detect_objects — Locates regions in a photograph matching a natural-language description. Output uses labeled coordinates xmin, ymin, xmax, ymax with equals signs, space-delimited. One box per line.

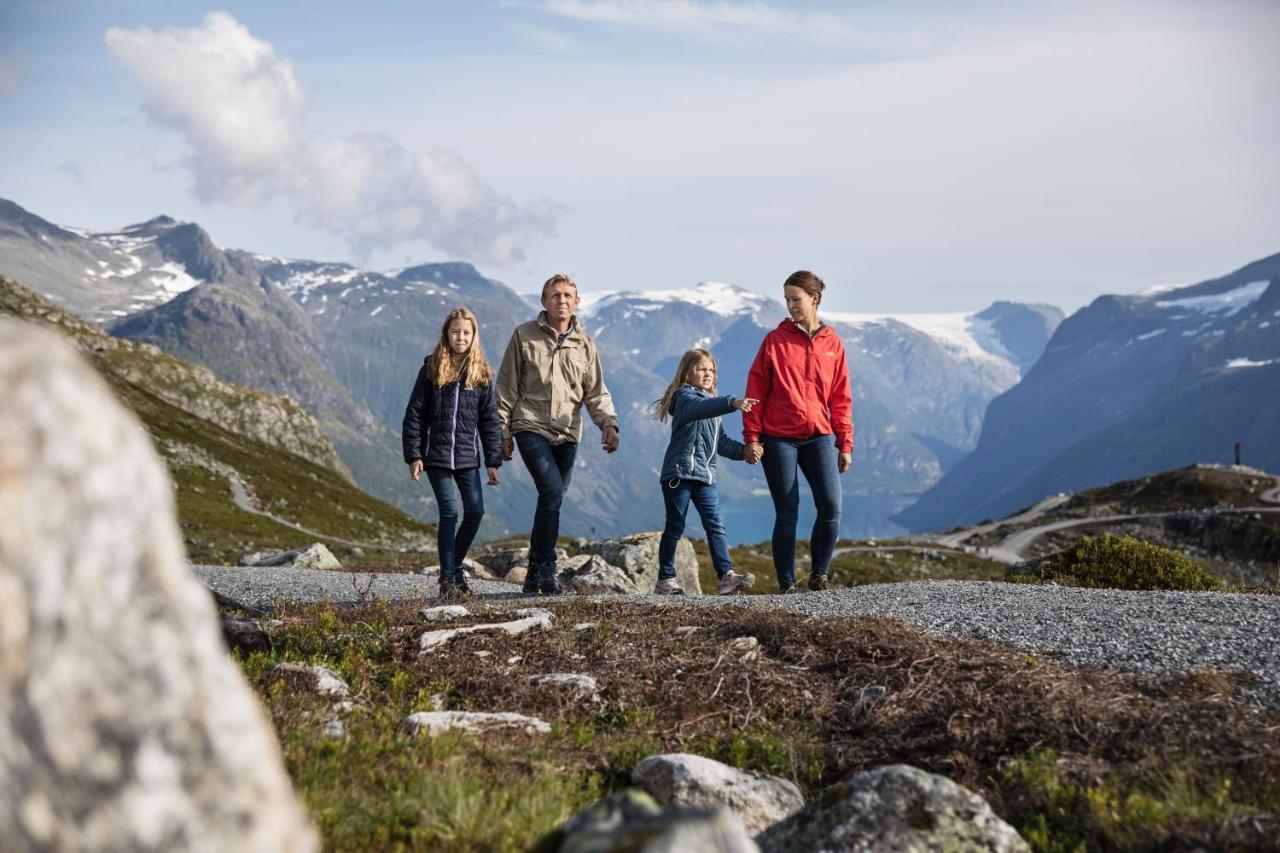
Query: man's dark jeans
xmin=659 ymin=478 xmax=733 ymax=581
xmin=426 ymin=465 xmax=484 ymax=580
xmin=761 ymin=433 xmax=842 ymax=589
xmin=515 ymin=432 xmax=578 ymax=568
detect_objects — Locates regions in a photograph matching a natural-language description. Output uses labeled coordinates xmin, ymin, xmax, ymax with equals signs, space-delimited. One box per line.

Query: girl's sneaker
xmin=806 ymin=572 xmax=829 ymax=592
xmin=717 ymin=570 xmax=755 ymax=595
xmin=653 ymin=578 xmax=685 ymax=595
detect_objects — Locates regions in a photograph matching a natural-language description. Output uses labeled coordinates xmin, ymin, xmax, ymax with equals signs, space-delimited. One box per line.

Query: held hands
xmin=732 ymin=396 xmax=760 ymax=413
xmin=743 ymin=441 xmax=764 ymax=465
xmin=602 ymin=425 xmax=620 ymax=454
xmin=408 ymin=460 xmax=424 ymax=481
xmin=487 ymin=467 xmax=501 ymax=486
xmin=838 ymin=451 xmax=852 ymax=474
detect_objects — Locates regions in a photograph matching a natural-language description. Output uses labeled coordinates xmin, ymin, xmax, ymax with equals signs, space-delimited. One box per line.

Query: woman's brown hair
xmin=784 ymin=270 xmax=825 ymax=305
xmin=429 ymin=307 xmax=494 ymax=389
xmin=649 ymin=349 xmax=717 ymax=423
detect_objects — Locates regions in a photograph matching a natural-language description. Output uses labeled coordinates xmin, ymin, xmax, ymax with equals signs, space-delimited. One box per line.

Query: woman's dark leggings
xmin=760 ymin=433 xmax=842 ymax=589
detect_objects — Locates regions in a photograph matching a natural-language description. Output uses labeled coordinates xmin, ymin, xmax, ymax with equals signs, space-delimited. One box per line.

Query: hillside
xmin=0 ymin=275 xmax=434 ymax=563
xmin=899 ymin=252 xmax=1280 ymax=531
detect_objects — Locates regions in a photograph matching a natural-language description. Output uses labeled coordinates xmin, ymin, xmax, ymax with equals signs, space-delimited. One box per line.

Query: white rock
xmin=578 ymin=532 xmax=703 ymax=595
xmin=400 ymin=711 xmax=551 ymax=737
xmin=558 ymin=554 xmax=639 ymax=594
xmin=529 ymin=673 xmax=600 ymax=701
xmin=0 ymin=320 xmax=317 ymax=851
xmin=572 ymin=622 xmax=597 ymax=632
xmin=418 ymin=609 xmax=553 ymax=652
xmin=272 ymin=663 xmax=351 ymax=699
xmin=633 ymin=753 xmax=804 ymax=836
xmin=728 ymin=637 xmax=760 ymax=660
xmin=419 ymin=605 xmax=471 ymax=623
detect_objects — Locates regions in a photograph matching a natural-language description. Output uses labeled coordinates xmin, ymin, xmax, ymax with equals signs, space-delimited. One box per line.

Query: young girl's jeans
xmin=427 ymin=466 xmax=484 ymax=579
xmin=659 ymin=478 xmax=733 ymax=580
xmin=761 ymin=433 xmax=842 ymax=588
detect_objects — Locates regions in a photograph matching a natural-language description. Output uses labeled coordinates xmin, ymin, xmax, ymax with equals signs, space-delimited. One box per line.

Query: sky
xmin=1 ymin=0 xmax=1277 ymax=313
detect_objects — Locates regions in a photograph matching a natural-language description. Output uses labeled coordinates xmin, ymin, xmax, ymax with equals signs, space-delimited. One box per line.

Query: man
xmin=496 ymin=273 xmax=620 ymax=595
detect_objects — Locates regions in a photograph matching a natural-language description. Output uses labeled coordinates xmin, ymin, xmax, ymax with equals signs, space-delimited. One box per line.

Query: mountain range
xmin=1 ymin=197 xmax=1062 ymax=540
xmin=898 ymin=252 xmax=1280 ymax=531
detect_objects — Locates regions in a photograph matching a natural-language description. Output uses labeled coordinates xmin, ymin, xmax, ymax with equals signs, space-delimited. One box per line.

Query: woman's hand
xmin=838 ymin=452 xmax=852 ymax=474
xmin=732 ymin=396 xmax=759 ymax=413
xmin=743 ymin=441 xmax=764 ymax=465
xmin=487 ymin=467 xmax=501 ymax=486
xmin=408 ymin=460 xmax=424 ymax=481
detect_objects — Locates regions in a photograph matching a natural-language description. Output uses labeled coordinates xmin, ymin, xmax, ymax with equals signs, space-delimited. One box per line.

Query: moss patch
xmin=1012 ymin=535 xmax=1223 ymax=592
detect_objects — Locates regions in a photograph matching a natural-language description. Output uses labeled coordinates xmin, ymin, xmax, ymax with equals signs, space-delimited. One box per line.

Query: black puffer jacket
xmin=402 ymin=355 xmax=504 ymax=471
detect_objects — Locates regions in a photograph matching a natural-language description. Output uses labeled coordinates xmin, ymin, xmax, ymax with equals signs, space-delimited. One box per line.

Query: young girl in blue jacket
xmin=402 ymin=307 xmax=503 ymax=600
xmin=650 ymin=348 xmax=759 ymax=595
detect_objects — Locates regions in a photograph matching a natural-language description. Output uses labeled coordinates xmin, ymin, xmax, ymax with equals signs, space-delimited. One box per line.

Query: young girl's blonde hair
xmin=650 ymin=348 xmax=716 ymax=422
xmin=430 ymin=307 xmax=494 ymax=388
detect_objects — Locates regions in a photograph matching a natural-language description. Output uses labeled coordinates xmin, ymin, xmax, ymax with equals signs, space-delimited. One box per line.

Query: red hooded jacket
xmin=742 ymin=320 xmax=854 ymax=453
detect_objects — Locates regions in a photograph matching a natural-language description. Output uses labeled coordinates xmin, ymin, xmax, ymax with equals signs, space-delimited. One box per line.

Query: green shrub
xmin=1012 ymin=536 xmax=1222 ymax=591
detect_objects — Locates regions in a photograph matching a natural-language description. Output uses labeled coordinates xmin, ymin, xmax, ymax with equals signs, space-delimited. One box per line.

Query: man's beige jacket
xmin=496 ymin=312 xmax=618 ymax=445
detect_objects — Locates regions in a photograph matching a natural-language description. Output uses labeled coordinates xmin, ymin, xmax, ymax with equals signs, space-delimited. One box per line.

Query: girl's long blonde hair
xmin=650 ymin=349 xmax=716 ymax=423
xmin=430 ymin=307 xmax=494 ymax=388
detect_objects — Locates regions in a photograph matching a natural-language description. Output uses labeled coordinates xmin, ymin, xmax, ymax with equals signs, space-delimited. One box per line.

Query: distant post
xmin=1234 ymin=440 xmax=1242 ymax=467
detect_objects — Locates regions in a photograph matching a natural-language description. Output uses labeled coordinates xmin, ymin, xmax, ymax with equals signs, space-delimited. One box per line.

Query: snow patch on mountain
xmin=1155 ymin=280 xmax=1269 ymax=316
xmin=826 ymin=310 xmax=1014 ymax=367
xmin=578 ymin=281 xmax=772 ymax=319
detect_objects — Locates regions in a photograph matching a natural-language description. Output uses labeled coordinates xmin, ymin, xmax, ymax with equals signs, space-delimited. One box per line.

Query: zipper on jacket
xmin=450 ymin=383 xmax=460 ymax=469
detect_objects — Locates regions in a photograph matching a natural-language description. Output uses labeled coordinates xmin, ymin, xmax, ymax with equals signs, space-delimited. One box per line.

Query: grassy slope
xmin=241 ymin=599 xmax=1280 ymax=852
xmin=1 ymin=276 xmax=435 ymax=564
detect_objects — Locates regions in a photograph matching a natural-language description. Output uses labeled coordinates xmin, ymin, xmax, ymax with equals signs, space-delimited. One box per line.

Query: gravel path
xmin=196 ymin=565 xmax=1280 ymax=706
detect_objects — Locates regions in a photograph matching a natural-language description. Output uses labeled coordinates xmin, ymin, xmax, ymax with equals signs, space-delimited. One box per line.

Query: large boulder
xmin=558 ymin=554 xmax=640 ymax=594
xmin=472 ymin=546 xmax=568 ymax=578
xmin=757 ymin=764 xmax=1027 ymax=852
xmin=0 ymin=320 xmax=317 ymax=850
xmin=632 ymin=753 xmax=803 ymax=836
xmin=538 ymin=789 xmax=759 ymax=853
xmin=577 ymin=533 xmax=702 ymax=595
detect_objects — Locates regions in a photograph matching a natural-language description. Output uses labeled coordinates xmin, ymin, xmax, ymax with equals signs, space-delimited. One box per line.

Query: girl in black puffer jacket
xmin=402 ymin=307 xmax=504 ymax=599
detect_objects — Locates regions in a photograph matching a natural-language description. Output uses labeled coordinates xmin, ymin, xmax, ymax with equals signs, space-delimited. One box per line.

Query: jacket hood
xmin=775 ymin=318 xmax=835 ymax=339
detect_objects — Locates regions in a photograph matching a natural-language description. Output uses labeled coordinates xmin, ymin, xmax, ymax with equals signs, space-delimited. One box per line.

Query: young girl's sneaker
xmin=653 ymin=578 xmax=685 ymax=595
xmin=717 ymin=570 xmax=755 ymax=595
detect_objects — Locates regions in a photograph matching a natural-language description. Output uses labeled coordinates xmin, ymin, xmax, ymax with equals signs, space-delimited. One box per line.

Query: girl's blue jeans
xmin=659 ymin=478 xmax=733 ymax=580
xmin=426 ymin=465 xmax=484 ymax=580
xmin=761 ymin=433 xmax=842 ymax=588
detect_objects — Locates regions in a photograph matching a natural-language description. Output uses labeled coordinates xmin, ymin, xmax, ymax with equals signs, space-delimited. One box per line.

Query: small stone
xmin=220 ymin=613 xmax=271 ymax=655
xmin=572 ymin=622 xmax=597 ymax=632
xmin=272 ymin=663 xmax=351 ymax=699
xmin=419 ymin=609 xmax=553 ymax=652
xmin=507 ymin=656 xmax=523 ymax=664
xmin=419 ymin=605 xmax=471 ymax=622
xmin=675 ymin=626 xmax=701 ymax=637
xmin=505 ymin=565 xmax=528 ymax=585
xmin=728 ymin=637 xmax=760 ymax=660
xmin=474 ymin=650 xmax=491 ymax=658
xmin=400 ymin=711 xmax=551 ymax=737
xmin=633 ymin=753 xmax=804 ymax=836
xmin=529 ymin=673 xmax=600 ymax=701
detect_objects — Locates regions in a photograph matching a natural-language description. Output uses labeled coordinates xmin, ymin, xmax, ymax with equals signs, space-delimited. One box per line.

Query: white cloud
xmin=528 ymin=0 xmax=854 ymax=42
xmin=0 ymin=48 xmax=29 ymax=96
xmin=104 ymin=12 xmax=561 ymax=264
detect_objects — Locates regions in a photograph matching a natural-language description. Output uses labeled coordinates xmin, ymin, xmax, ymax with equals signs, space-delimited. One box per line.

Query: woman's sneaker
xmin=807 ymin=572 xmax=830 ymax=592
xmin=717 ymin=570 xmax=755 ymax=595
xmin=653 ymin=578 xmax=685 ymax=595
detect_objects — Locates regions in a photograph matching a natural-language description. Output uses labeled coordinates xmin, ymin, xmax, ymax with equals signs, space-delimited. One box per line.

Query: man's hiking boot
xmin=537 ymin=564 xmax=563 ymax=596
xmin=438 ymin=579 xmax=465 ymax=602
xmin=717 ymin=570 xmax=755 ymax=596
xmin=455 ymin=574 xmax=474 ymax=598
xmin=653 ymin=577 xmax=685 ymax=595
xmin=807 ymin=572 xmax=830 ymax=592
xmin=521 ymin=566 xmax=539 ymax=596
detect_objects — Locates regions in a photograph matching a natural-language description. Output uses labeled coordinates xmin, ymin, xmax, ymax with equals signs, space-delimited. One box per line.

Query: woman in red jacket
xmin=742 ymin=270 xmax=853 ymax=593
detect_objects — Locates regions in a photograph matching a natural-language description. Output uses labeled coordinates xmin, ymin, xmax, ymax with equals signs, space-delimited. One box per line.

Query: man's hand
xmin=743 ymin=441 xmax=764 ymax=465
xmin=501 ymin=437 xmax=514 ymax=461
xmin=838 ymin=451 xmax=853 ymax=474
xmin=487 ymin=467 xmax=501 ymax=486
xmin=408 ymin=460 xmax=424 ymax=481
xmin=602 ymin=425 xmax=620 ymax=454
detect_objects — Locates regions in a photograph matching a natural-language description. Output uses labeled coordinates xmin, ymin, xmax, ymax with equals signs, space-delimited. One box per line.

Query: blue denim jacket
xmin=658 ymin=385 xmax=746 ymax=485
